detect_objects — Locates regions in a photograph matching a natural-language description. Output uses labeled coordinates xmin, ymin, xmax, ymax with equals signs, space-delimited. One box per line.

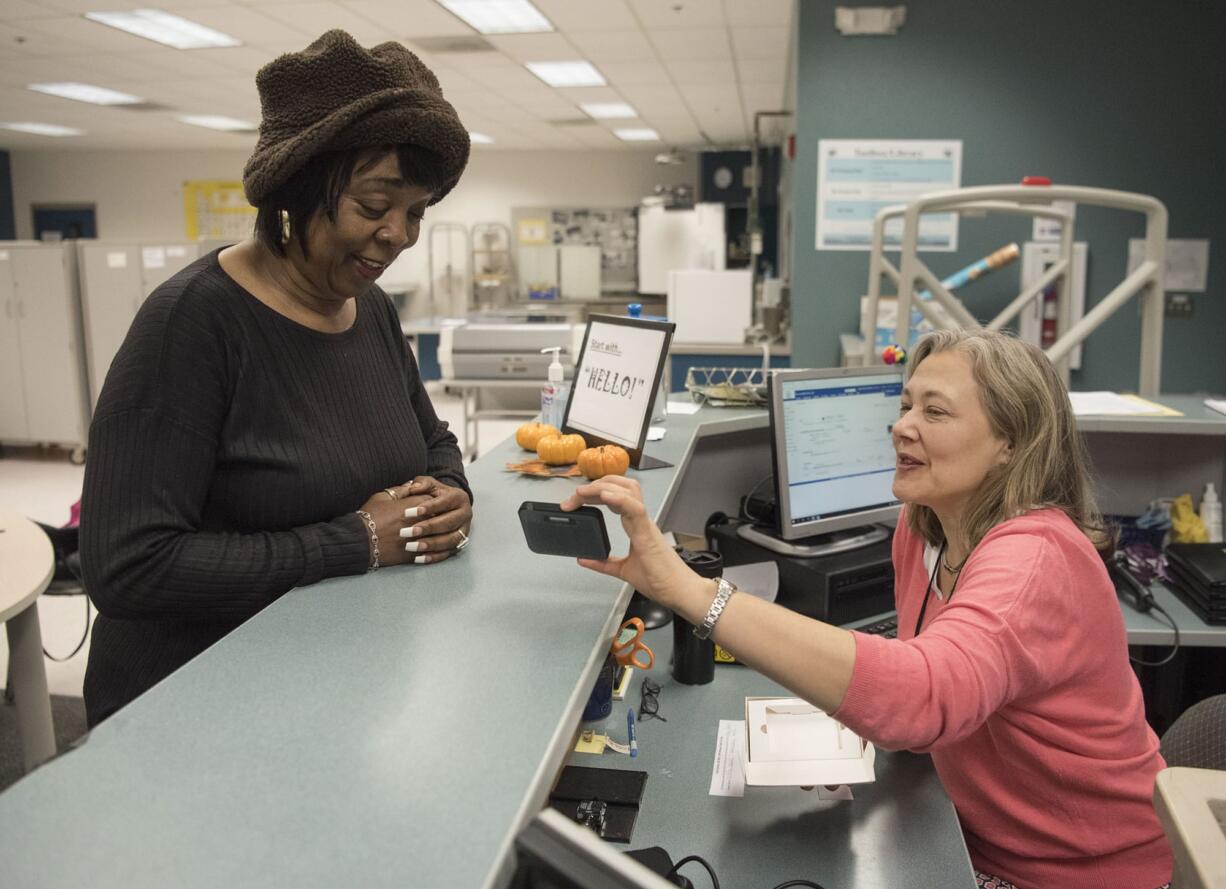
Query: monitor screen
xmin=770 ymin=366 xmax=904 ymax=541
xmin=512 ymin=808 xmax=676 ymax=889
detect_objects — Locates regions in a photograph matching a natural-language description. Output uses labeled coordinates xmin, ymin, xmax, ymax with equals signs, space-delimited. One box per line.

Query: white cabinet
xmin=0 ymin=243 xmax=90 ymax=454
xmin=76 ymin=241 xmax=201 ymax=409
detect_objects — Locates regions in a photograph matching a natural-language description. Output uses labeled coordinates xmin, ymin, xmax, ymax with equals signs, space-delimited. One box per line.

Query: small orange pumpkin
xmin=516 ymin=422 xmax=559 ymax=451
xmin=577 ymin=445 xmax=630 ymax=480
xmin=536 ymin=433 xmax=587 ymax=465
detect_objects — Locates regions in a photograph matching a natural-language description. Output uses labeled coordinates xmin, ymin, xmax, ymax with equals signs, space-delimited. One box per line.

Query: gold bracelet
xmin=355 ymin=509 xmax=379 ymax=571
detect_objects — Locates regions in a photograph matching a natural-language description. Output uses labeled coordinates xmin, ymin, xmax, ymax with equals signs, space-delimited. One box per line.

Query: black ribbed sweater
xmin=80 ymin=249 xmax=469 ymax=726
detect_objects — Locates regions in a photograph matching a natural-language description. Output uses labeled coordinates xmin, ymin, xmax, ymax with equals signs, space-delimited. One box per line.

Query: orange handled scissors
xmin=611 ymin=617 xmax=654 ymax=670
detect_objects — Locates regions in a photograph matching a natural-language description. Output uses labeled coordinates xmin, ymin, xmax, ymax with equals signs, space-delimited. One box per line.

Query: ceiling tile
xmin=740 ymin=83 xmax=786 ymax=114
xmin=554 ymin=85 xmax=623 ymax=104
xmin=647 ymin=28 xmax=730 ymax=61
xmin=531 ymin=0 xmax=636 ymax=32
xmin=189 ymin=45 xmax=281 ymax=76
xmin=255 ymin=3 xmax=389 ymax=44
xmin=615 ymin=82 xmax=687 ymax=110
xmin=677 ymin=83 xmax=739 ymax=116
xmin=665 ymin=58 xmax=736 ymax=86
xmin=569 ymin=125 xmax=623 ymax=147
xmin=464 ymin=61 xmax=543 ymax=91
xmin=127 ymin=49 xmax=248 ymax=80
xmin=736 ymin=56 xmax=787 ymax=84
xmin=171 ymin=6 xmax=314 ymax=44
xmin=14 ymin=15 xmax=156 ymax=54
xmin=566 ymin=29 xmax=655 ymax=63
xmin=627 ymin=0 xmax=724 ymax=30
xmin=730 ymin=26 xmax=789 ymax=60
xmin=598 ymin=60 xmax=670 ymax=87
xmin=484 ymin=32 xmax=578 ymax=62
xmin=0 ymin=0 xmax=60 ymax=21
xmin=428 ymin=64 xmax=485 ymax=92
xmin=725 ymin=0 xmax=793 ymax=27
xmin=339 ymin=0 xmax=475 ymax=39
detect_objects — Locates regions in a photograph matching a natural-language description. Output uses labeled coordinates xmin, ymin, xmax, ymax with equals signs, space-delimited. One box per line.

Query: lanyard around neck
xmin=914 ymin=540 xmax=960 ymax=636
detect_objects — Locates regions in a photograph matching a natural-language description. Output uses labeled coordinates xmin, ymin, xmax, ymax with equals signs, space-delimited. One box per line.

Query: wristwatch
xmin=694 ymin=577 xmax=736 ymax=640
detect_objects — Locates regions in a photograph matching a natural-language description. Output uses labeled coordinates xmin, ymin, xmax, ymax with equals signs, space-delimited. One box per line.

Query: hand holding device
xmin=559 ymin=476 xmax=703 ymax=611
xmin=519 ymin=501 xmax=611 ymax=560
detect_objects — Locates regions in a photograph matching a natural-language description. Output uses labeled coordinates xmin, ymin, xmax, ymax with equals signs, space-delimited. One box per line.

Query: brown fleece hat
xmin=243 ymin=29 xmax=470 ymax=206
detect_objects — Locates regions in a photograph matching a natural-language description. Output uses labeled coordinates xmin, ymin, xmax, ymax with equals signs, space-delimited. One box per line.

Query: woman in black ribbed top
xmin=79 ymin=32 xmax=474 ymax=726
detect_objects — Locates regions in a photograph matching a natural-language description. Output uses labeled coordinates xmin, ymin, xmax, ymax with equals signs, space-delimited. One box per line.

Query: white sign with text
xmin=566 ymin=318 xmax=669 ymax=450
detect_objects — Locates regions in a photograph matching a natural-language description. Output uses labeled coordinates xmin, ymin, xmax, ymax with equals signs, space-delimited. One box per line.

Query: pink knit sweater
xmin=835 ymin=509 xmax=1172 ymax=889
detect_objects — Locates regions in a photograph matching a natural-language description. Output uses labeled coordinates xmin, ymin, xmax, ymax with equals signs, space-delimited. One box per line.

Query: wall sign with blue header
xmin=816 ymin=139 xmax=962 ymax=252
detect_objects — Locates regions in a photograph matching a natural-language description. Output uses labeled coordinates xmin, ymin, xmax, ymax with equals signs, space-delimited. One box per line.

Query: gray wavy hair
xmin=904 ymin=329 xmax=1112 ymax=554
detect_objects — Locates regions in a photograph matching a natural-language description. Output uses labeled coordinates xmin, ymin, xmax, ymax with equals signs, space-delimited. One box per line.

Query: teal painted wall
xmin=789 ymin=0 xmax=1225 ymax=393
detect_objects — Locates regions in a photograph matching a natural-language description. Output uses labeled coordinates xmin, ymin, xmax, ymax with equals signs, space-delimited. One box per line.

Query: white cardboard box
xmin=743 ymin=697 xmax=876 ymax=787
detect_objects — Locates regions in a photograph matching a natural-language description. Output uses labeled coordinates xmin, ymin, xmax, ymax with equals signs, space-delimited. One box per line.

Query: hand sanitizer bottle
xmin=540 ymin=346 xmax=569 ymax=429
xmin=1201 ymin=482 xmax=1223 ymax=543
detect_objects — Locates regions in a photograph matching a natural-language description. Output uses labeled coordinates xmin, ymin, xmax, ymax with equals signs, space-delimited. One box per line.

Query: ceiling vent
xmin=411 ymin=35 xmax=496 ymax=54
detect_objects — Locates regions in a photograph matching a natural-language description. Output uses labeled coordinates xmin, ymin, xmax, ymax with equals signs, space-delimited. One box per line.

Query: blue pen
xmin=627 ymin=708 xmax=638 ymax=758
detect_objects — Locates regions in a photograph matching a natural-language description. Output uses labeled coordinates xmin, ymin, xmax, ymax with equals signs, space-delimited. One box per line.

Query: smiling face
xmin=891 ymin=350 xmax=1012 ymax=530
xmin=293 ymin=152 xmax=433 ymax=302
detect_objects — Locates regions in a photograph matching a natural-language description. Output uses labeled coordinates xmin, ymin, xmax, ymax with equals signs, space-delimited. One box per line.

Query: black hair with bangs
xmin=254 ymin=144 xmax=449 ymax=258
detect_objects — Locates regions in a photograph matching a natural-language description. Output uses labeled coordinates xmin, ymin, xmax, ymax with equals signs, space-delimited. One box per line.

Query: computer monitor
xmin=739 ymin=365 xmax=903 ymax=558
xmin=512 ymin=808 xmax=676 ymax=889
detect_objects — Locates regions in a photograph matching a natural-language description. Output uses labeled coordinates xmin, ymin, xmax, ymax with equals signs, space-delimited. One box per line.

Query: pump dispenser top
xmin=540 ymin=346 xmax=568 ymax=428
xmin=541 ymin=346 xmax=564 ymax=383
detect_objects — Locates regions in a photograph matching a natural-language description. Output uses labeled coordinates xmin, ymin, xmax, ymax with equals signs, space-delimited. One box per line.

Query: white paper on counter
xmin=646 ymin=425 xmax=666 ymax=441
xmin=1204 ymin=399 xmax=1226 ymax=417
xmin=709 ymin=719 xmax=746 ymax=797
xmin=723 ymin=561 xmax=779 ymax=603
xmin=1069 ymin=391 xmax=1173 ymax=416
xmin=666 ymin=401 xmax=702 ymax=416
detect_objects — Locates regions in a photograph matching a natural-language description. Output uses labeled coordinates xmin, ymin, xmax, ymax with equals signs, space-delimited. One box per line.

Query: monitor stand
xmin=736 ymin=523 xmax=890 ymax=559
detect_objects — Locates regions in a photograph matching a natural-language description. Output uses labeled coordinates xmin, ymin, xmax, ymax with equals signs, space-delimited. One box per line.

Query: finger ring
xmin=456 ymin=530 xmax=469 ymax=551
xmin=384 ymin=487 xmax=399 ymax=500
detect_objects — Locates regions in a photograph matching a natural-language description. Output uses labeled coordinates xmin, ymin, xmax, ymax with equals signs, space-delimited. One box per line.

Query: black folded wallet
xmin=548 ymin=765 xmax=648 ymax=843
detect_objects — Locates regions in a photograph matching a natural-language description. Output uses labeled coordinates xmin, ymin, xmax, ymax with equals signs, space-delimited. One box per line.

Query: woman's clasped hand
xmin=362 ymin=475 xmax=472 ymax=566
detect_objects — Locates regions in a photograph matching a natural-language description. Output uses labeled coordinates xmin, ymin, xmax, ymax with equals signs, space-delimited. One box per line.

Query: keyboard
xmin=860 ymin=616 xmax=898 ymax=638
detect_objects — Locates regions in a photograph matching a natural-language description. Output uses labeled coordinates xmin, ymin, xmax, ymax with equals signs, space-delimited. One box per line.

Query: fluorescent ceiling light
xmin=581 ymin=102 xmax=637 ymax=119
xmin=0 ymin=122 xmax=85 ymax=136
xmin=615 ymin=128 xmax=660 ymax=142
xmin=85 ymin=9 xmax=241 ymax=49
xmin=178 ymin=115 xmax=256 ymax=132
xmin=29 ymin=82 xmax=143 ymax=105
xmin=439 ymin=0 xmax=553 ymax=34
xmin=469 ymin=131 xmax=495 ymax=144
xmin=525 ymin=61 xmax=605 ymax=88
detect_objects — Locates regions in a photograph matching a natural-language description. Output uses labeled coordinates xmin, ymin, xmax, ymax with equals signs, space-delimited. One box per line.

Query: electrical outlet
xmin=1165 ymin=294 xmax=1193 ymax=318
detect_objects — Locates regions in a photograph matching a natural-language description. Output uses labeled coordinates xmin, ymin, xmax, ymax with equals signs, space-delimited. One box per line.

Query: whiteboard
xmin=667 ymin=269 xmax=753 ymax=344
xmin=637 ymin=203 xmax=726 ymax=295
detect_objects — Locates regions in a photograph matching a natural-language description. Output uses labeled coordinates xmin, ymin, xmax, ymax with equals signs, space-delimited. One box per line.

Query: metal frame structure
xmin=861 ymin=185 xmax=1168 ymax=396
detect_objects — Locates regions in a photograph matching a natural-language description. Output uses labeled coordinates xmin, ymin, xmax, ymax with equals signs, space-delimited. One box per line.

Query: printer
xmin=439 ymin=322 xmax=584 ymax=381
xmin=709 ymin=519 xmax=895 ymax=626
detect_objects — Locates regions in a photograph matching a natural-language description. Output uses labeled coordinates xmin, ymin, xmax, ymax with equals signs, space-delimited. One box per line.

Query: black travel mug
xmin=672 ymin=549 xmax=723 ymax=685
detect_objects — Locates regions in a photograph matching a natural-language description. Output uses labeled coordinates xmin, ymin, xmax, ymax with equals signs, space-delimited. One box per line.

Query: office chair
xmin=1160 ymin=695 xmax=1226 ymax=771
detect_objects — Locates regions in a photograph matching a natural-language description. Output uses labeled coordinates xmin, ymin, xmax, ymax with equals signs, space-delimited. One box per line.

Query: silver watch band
xmin=694 ymin=577 xmax=736 ymax=640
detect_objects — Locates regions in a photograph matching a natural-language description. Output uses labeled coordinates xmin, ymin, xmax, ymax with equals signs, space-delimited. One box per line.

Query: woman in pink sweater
xmin=562 ymin=329 xmax=1172 ymax=889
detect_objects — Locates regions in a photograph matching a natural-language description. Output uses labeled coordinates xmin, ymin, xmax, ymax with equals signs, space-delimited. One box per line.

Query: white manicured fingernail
xmin=404 ymin=541 xmax=425 ymax=553
xmin=404 ymin=506 xmax=422 ymax=518
xmin=399 ymin=526 xmax=423 ymax=538
xmin=413 ymin=555 xmax=429 ymax=565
